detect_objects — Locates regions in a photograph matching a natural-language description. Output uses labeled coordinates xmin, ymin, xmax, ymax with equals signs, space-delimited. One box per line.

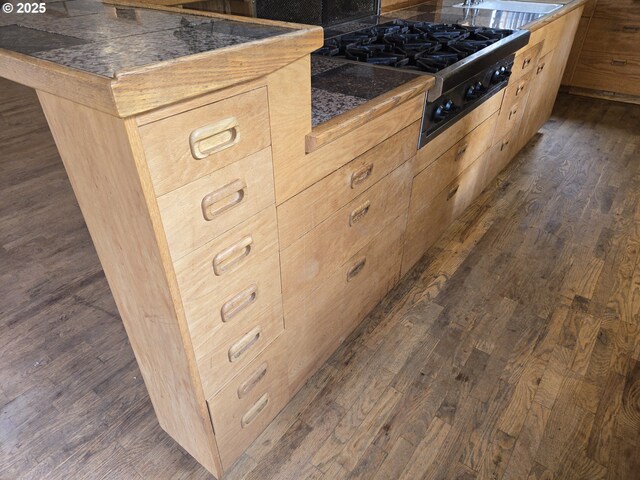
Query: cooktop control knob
xmin=433 ymin=100 xmax=455 ymax=122
xmin=475 ymin=81 xmax=485 ymax=93
xmin=464 ymin=85 xmax=478 ymax=101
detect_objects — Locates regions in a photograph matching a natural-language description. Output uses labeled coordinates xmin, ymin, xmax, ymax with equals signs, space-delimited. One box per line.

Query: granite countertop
xmin=0 ymin=0 xmax=292 ymax=78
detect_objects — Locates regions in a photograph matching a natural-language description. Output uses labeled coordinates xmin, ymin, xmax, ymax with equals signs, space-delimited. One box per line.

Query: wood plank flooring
xmin=2 ymin=78 xmax=640 ymax=479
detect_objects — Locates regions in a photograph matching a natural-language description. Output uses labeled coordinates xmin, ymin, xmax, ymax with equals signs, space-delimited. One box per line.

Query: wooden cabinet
xmin=563 ymin=0 xmax=640 ymax=98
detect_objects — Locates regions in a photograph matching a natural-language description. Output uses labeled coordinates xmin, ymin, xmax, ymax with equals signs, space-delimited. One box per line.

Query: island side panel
xmin=36 ymin=91 xmax=223 ymax=478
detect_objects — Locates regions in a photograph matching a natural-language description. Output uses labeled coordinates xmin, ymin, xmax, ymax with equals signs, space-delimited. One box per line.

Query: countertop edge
xmin=522 ymin=0 xmax=589 ymax=32
xmin=306 ymin=75 xmax=434 ymax=153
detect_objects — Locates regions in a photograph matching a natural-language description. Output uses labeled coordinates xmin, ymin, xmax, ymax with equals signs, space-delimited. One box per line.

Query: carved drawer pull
xmin=447 ymin=185 xmax=460 ymax=201
xmin=349 ymin=201 xmax=371 ymax=226
xmin=622 ymin=25 xmax=640 ymax=32
xmin=455 ymin=144 xmax=468 ymax=161
xmin=241 ymin=393 xmax=269 ymax=428
xmin=508 ymin=107 xmax=518 ymax=120
xmin=501 ymin=139 xmax=511 ymax=152
xmin=237 ymin=362 xmax=268 ymax=399
xmin=201 ymin=179 xmax=247 ymax=221
xmin=350 ymin=163 xmax=374 ymax=189
xmin=347 ymin=257 xmax=367 ymax=281
xmin=611 ymin=59 xmax=628 ymax=67
xmin=536 ymin=63 xmax=546 ymax=74
xmin=228 ymin=326 xmax=262 ymax=363
xmin=522 ymin=57 xmax=532 ymax=69
xmin=213 ymin=235 xmax=253 ymax=276
xmin=221 ymin=284 xmax=258 ymax=323
xmin=515 ymin=84 xmax=526 ymax=96
xmin=189 ymin=117 xmax=240 ymax=160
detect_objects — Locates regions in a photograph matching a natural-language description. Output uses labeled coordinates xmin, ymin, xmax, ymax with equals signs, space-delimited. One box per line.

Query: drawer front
xmin=512 ymin=41 xmax=543 ymax=81
xmin=280 ymin=161 xmax=412 ymax=307
xmin=572 ymin=51 xmax=640 ymax=96
xmin=410 ymin=112 xmax=497 ymax=211
xmin=140 ymin=87 xmax=271 ymax=197
xmin=594 ymin=0 xmax=640 ymax=20
xmin=482 ymin=133 xmax=516 ymax=190
xmin=174 ymin=207 xmax=283 ymax=396
xmin=494 ymin=71 xmax=532 ymax=141
xmin=402 ymin=155 xmax=485 ymax=275
xmin=158 ymin=148 xmax=275 ymax=261
xmin=207 ymin=335 xmax=288 ymax=469
xmin=286 ymin=214 xmax=405 ymax=393
xmin=415 ymin=91 xmax=504 ymax=173
xmin=278 ymin=121 xmax=419 ymax=250
xmin=529 ymin=14 xmax=568 ymax=57
xmin=582 ymin=18 xmax=640 ymax=55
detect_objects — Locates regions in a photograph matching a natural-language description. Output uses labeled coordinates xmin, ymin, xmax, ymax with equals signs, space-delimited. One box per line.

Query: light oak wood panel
xmin=207 ymin=335 xmax=289 ymax=469
xmin=157 ymin=148 xmax=275 ymax=261
xmin=410 ymin=112 xmax=497 ymax=209
xmin=512 ymin=41 xmax=543 ymax=82
xmin=571 ymin=52 xmax=640 ymax=97
xmin=139 ymin=87 xmax=271 ymax=197
xmin=529 ymin=12 xmax=568 ymax=57
xmin=173 ymin=206 xmax=282 ymax=397
xmin=286 ymin=214 xmax=406 ymax=393
xmin=494 ymin=71 xmax=533 ymax=142
xmin=561 ymin=16 xmax=591 ymax=86
xmin=274 ymin=93 xmax=424 ymax=204
xmin=280 ymin=161 xmax=413 ymax=310
xmin=402 ymin=152 xmax=486 ymax=275
xmin=581 ymin=18 xmax=640 ymax=55
xmin=415 ymin=91 xmax=503 ymax=174
xmin=305 ymin=76 xmax=433 ymax=153
xmin=481 ymin=131 xmax=517 ymax=189
xmin=593 ymin=0 xmax=640 ymax=20
xmin=277 ymin=122 xmax=419 ymax=250
xmin=36 ymin=92 xmax=222 ymax=477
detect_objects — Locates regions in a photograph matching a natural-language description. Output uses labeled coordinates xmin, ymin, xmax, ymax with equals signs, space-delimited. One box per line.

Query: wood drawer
xmin=140 ymin=87 xmax=271 ymax=197
xmin=174 ymin=207 xmax=283 ymax=396
xmin=529 ymin=14 xmax=568 ymax=57
xmin=158 ymin=148 xmax=275 ymax=261
xmin=582 ymin=18 xmax=640 ymax=55
xmin=410 ymin=112 xmax=497 ymax=211
xmin=512 ymin=41 xmax=543 ymax=81
xmin=207 ymin=335 xmax=288 ymax=469
xmin=277 ymin=121 xmax=419 ymax=250
xmin=593 ymin=0 xmax=640 ymax=21
xmin=402 ymin=154 xmax=485 ymax=275
xmin=494 ymin=71 xmax=532 ymax=141
xmin=286 ymin=214 xmax=405 ymax=393
xmin=482 ymin=133 xmax=516 ymax=189
xmin=415 ymin=91 xmax=503 ymax=173
xmin=572 ymin=51 xmax=640 ymax=96
xmin=280 ymin=161 xmax=412 ymax=308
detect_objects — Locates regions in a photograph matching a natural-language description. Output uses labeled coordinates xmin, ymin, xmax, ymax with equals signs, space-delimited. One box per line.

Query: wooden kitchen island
xmin=0 ymin=0 xmax=586 ymax=477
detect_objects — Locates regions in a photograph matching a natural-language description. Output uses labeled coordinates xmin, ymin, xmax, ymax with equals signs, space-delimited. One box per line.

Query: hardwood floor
xmin=1 ymin=78 xmax=640 ymax=479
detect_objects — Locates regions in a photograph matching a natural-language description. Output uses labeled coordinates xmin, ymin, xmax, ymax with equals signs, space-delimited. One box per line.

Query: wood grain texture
xmin=34 ymin=90 xmax=222 ymax=476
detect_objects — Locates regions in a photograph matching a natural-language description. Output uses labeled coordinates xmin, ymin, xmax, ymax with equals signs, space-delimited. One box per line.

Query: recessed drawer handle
xmin=349 ymin=201 xmax=371 ymax=226
xmin=622 ymin=25 xmax=640 ymax=32
xmin=536 ymin=63 xmax=546 ymax=74
xmin=237 ymin=362 xmax=268 ymax=399
xmin=241 ymin=393 xmax=269 ymax=428
xmin=611 ymin=59 xmax=628 ymax=66
xmin=447 ymin=185 xmax=459 ymax=201
xmin=189 ymin=117 xmax=240 ymax=160
xmin=201 ymin=179 xmax=247 ymax=221
xmin=221 ymin=284 xmax=258 ymax=323
xmin=508 ymin=107 xmax=518 ymax=120
xmin=522 ymin=57 xmax=532 ymax=69
xmin=455 ymin=144 xmax=468 ymax=161
xmin=228 ymin=326 xmax=262 ymax=363
xmin=501 ymin=139 xmax=511 ymax=152
xmin=350 ymin=163 xmax=374 ymax=189
xmin=213 ymin=235 xmax=253 ymax=276
xmin=347 ymin=257 xmax=367 ymax=281
xmin=516 ymin=84 xmax=526 ymax=96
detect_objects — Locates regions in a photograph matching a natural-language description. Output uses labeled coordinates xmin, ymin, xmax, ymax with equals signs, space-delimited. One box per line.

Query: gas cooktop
xmin=316 ymin=19 xmax=515 ymax=73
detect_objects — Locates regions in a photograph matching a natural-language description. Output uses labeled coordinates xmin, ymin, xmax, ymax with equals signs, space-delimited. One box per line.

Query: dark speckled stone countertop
xmin=0 ymin=0 xmax=292 ymax=78
xmin=311 ymin=56 xmax=424 ymax=126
